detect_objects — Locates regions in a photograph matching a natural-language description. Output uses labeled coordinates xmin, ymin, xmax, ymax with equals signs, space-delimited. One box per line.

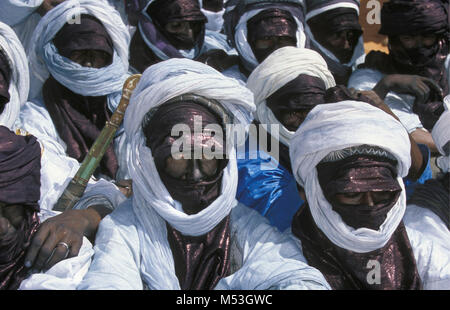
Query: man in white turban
xmin=0 ymin=21 xmax=124 ymax=289
xmin=78 ymin=58 xmax=331 ymax=290
xmin=289 ymin=100 xmax=450 ymax=289
xmin=222 ymin=0 xmax=307 ymax=83
xmin=237 ymin=46 xmax=432 ymax=232
xmin=0 ymin=0 xmax=129 ymax=53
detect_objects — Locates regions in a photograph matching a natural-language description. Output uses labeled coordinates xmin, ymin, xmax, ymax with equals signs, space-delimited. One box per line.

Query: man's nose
xmin=187 ymin=159 xmax=203 ymax=182
xmin=363 ymin=192 xmax=375 ymax=207
xmin=179 ymin=23 xmax=194 ymax=40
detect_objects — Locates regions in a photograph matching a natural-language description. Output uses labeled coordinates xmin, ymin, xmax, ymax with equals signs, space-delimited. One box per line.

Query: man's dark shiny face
xmin=69 ymin=50 xmax=112 ymax=68
xmin=318 ymin=29 xmax=359 ymax=63
xmin=278 ymin=108 xmax=311 ymax=132
xmin=164 ymin=20 xmax=204 ymax=50
xmin=332 ymin=191 xmax=397 ymax=207
xmin=251 ymin=35 xmax=297 ymax=63
xmin=397 ymin=33 xmax=437 ymax=50
xmin=165 ymin=152 xmax=220 ymax=183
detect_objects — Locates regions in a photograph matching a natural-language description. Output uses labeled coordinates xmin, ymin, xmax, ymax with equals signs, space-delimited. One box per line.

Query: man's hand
xmin=349 ymin=88 xmax=401 ymax=121
xmin=373 ymin=74 xmax=443 ymax=107
xmin=115 ymin=179 xmax=133 ymax=198
xmin=24 ymin=205 xmax=110 ymax=271
xmin=0 ymin=206 xmax=17 ymax=239
xmin=37 ymin=0 xmax=66 ymax=16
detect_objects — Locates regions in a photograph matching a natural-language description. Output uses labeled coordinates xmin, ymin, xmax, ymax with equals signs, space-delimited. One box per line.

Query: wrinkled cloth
xmin=236 ymin=149 xmax=304 ymax=232
xmin=117 ymin=58 xmax=255 ymax=289
xmin=28 ymin=0 xmax=130 ymax=100
xmin=78 ymin=202 xmax=331 ymax=290
xmin=432 ymin=98 xmax=450 ymax=172
xmin=305 ymin=1 xmax=365 ymax=85
xmin=292 ymin=204 xmax=422 ymax=289
xmin=402 ymin=204 xmax=450 ymax=289
xmin=0 ymin=127 xmax=41 ymax=206
xmin=0 ymin=126 xmax=41 ymax=290
xmin=247 ymin=46 xmax=335 ymax=147
xmin=0 ymin=22 xmax=29 ymax=129
xmin=408 ymin=178 xmax=449 ymax=230
xmin=42 ymin=77 xmax=118 ymax=179
xmin=290 ymin=101 xmax=411 ymax=253
xmin=223 ymin=0 xmax=307 ymax=74
xmin=167 ymin=216 xmax=231 ymax=289
xmin=379 ymin=0 xmax=448 ymax=37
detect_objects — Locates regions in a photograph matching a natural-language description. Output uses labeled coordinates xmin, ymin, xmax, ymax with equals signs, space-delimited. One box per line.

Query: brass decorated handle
xmin=110 ymin=74 xmax=142 ymax=127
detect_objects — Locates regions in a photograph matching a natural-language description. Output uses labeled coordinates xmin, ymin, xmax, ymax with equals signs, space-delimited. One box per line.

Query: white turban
xmin=233 ymin=3 xmax=307 ymax=72
xmin=0 ymin=22 xmax=29 ymax=129
xmin=432 ymin=95 xmax=450 ymax=172
xmin=123 ymin=58 xmax=255 ymax=289
xmin=290 ymin=101 xmax=411 ymax=253
xmin=28 ymin=0 xmax=130 ymax=101
xmin=246 ymin=46 xmax=336 ymax=146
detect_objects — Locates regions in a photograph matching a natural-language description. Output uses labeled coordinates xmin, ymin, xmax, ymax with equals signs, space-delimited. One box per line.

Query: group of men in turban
xmin=0 ymin=0 xmax=449 ymax=290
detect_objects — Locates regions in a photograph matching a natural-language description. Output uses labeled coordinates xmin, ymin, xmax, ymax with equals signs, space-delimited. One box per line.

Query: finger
xmin=43 ymin=241 xmax=70 ymax=270
xmin=348 ymin=87 xmax=358 ymax=96
xmin=68 ymin=238 xmax=82 ymax=258
xmin=31 ymin=230 xmax=60 ymax=271
xmin=422 ymin=77 xmax=443 ymax=99
xmin=24 ymin=225 xmax=50 ymax=269
xmin=417 ymin=82 xmax=430 ymax=103
xmin=0 ymin=217 xmax=11 ymax=236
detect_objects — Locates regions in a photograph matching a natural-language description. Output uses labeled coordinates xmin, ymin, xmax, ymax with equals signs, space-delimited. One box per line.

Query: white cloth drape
xmin=290 ymin=101 xmax=411 ymax=253
xmin=27 ymin=0 xmax=130 ymax=102
xmin=0 ymin=22 xmax=29 ymax=129
xmin=432 ymin=95 xmax=450 ymax=172
xmin=246 ymin=46 xmax=336 ymax=147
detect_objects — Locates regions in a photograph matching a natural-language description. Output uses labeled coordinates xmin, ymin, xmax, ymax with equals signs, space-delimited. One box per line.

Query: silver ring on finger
xmin=57 ymin=242 xmax=70 ymax=258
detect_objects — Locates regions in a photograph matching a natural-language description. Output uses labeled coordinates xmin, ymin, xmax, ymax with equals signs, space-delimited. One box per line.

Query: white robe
xmin=78 ymin=202 xmax=331 ymax=290
xmin=403 ymin=205 xmax=450 ymax=289
xmin=348 ymin=54 xmax=450 ymax=134
xmin=18 ymin=209 xmax=94 ymax=290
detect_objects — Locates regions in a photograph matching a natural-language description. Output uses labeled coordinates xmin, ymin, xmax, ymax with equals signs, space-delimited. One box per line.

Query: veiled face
xmin=277 ymin=106 xmax=311 ymax=132
xmin=318 ymin=29 xmax=359 ymax=63
xmin=252 ymin=35 xmax=297 ymax=62
xmin=69 ymin=50 xmax=112 ymax=68
xmin=333 ymin=191 xmax=398 ymax=207
xmin=397 ymin=33 xmax=437 ymax=49
xmin=164 ymin=152 xmax=221 ymax=182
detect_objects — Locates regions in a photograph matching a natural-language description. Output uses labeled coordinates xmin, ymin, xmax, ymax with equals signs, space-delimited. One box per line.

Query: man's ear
xmin=296 ymin=183 xmax=306 ymax=201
